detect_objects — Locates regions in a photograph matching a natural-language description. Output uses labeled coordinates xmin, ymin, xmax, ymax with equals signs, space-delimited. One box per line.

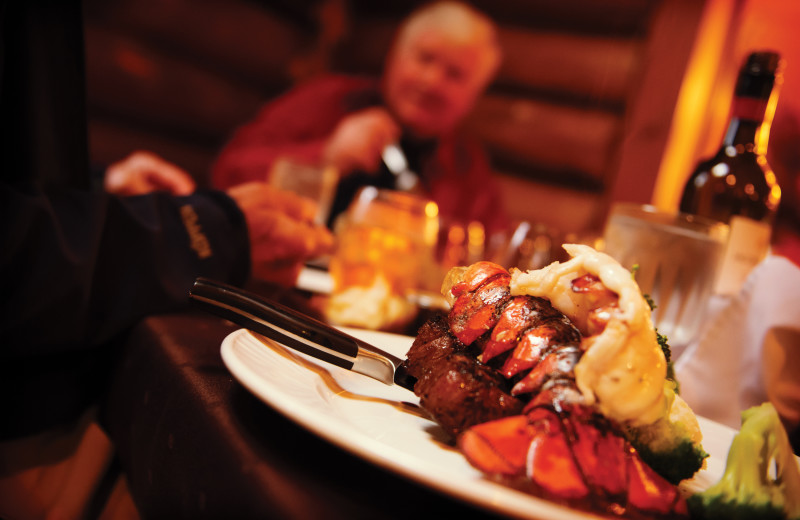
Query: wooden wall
xmin=333 ymin=0 xmax=706 ymax=234
xmin=83 ymin=0 xmax=707 ymax=235
xmin=83 ymin=0 xmax=318 ymax=187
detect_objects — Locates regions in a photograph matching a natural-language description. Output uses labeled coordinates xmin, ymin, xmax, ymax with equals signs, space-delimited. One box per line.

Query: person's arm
xmin=224 ymin=182 xmax=333 ymax=281
xmin=104 ymin=151 xmax=196 ymax=196
xmin=210 ymin=76 xmax=382 ymax=189
xmin=0 ymin=184 xmax=250 ymax=357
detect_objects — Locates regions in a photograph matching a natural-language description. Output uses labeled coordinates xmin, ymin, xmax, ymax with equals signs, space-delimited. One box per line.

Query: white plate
xmin=220 ymin=328 xmax=736 ymax=520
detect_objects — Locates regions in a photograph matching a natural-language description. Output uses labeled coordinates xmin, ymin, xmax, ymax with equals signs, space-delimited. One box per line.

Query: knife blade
xmin=189 ymin=278 xmax=417 ymax=391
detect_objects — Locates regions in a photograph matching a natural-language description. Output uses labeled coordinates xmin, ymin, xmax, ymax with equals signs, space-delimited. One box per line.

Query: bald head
xmin=396 ymin=2 xmax=502 ymax=81
xmin=383 ymin=2 xmax=502 ymax=137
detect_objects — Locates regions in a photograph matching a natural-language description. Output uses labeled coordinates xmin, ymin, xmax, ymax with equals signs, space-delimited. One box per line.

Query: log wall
xmin=84 ymin=0 xmax=706 ymax=233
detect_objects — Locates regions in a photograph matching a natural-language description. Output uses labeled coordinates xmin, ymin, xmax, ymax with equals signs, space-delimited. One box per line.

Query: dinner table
xmin=99 ymin=277 xmax=511 ymax=519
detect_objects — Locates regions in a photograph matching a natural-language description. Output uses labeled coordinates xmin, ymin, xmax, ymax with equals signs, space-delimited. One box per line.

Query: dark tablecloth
xmin=101 ymin=285 xmax=505 ymax=519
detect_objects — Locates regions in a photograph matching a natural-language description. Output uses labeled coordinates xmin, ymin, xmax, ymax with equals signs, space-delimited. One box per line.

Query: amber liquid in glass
xmin=329 ymin=223 xmax=423 ymax=294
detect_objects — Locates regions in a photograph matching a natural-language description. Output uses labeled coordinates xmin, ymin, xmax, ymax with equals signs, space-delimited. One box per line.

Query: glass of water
xmin=602 ymin=203 xmax=729 ymax=350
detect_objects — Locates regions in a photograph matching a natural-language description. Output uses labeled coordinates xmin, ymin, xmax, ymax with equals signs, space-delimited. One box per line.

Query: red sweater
xmin=211 ymin=74 xmax=509 ymax=235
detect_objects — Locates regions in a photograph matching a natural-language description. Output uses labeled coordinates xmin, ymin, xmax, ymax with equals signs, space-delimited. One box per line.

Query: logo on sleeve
xmin=180 ymin=205 xmax=212 ymax=259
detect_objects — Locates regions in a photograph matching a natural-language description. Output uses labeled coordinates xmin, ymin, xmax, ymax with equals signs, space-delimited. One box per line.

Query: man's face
xmin=383 ymin=29 xmax=495 ymax=138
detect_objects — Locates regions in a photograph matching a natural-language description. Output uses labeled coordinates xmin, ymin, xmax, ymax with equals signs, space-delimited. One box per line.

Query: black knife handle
xmin=190 ymin=278 xmax=360 ymax=370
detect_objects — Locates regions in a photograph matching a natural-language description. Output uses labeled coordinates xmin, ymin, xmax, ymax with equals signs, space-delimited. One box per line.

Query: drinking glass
xmin=326 ymin=187 xmax=439 ymax=330
xmin=268 ymin=158 xmax=339 ymax=226
xmin=488 ymin=221 xmax=559 ymax=271
xmin=602 ymin=203 xmax=729 ymax=350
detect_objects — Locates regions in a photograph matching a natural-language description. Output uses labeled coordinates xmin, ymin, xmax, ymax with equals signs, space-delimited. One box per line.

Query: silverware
xmin=382 ymin=143 xmax=419 ymax=192
xmin=190 ymin=278 xmax=416 ymax=390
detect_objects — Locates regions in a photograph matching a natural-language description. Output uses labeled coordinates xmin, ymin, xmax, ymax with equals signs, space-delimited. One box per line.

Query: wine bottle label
xmin=714 ymin=215 xmax=771 ymax=295
xmin=731 ymin=97 xmax=769 ymax=122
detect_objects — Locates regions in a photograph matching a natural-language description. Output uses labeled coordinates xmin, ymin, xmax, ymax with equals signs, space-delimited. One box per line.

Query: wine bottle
xmin=679 ymin=51 xmax=785 ymax=295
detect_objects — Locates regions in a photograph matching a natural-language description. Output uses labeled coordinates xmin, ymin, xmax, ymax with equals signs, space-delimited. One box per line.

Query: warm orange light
xmin=756 ymin=59 xmax=785 ymax=155
xmin=653 ymin=0 xmax=736 ymax=212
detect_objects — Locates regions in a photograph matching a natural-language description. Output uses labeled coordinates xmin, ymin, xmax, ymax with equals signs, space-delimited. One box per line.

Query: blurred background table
xmin=99 ymin=282 xmax=505 ymax=519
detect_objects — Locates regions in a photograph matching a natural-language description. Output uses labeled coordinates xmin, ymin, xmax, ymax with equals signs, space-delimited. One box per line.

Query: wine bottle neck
xmin=722 ymin=117 xmax=759 ymax=149
xmin=722 ymin=95 xmax=775 ymax=153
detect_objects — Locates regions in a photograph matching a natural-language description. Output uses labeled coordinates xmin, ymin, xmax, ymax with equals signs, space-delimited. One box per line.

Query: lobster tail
xmin=403 ymin=259 xmax=690 ymax=518
xmin=459 ymin=403 xmax=688 ymax=518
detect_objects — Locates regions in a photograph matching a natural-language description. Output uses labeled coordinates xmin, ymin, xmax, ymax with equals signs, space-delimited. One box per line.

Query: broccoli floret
xmin=688 ymin=402 xmax=800 ymax=520
xmin=634 ymin=432 xmax=709 ymax=485
xmin=633 ymin=266 xmax=679 ymax=390
xmin=656 ymin=329 xmax=678 ymax=389
xmin=626 ymin=389 xmax=708 ymax=484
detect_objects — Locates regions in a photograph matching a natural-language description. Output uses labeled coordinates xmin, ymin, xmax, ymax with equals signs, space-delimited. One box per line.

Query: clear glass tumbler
xmin=602 ymin=203 xmax=729 ymax=350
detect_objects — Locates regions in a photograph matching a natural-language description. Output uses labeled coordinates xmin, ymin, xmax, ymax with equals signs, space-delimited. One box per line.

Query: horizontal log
xmin=346 ymin=0 xmax=655 ymax=36
xmin=330 ymin=17 xmax=398 ymax=75
xmin=464 ymin=94 xmax=621 ymax=184
xmin=496 ymin=29 xmax=641 ymax=105
xmin=493 ymin=173 xmax=607 ymax=235
xmin=477 ymin=0 xmax=655 ymax=35
xmin=334 ymin=18 xmax=642 ymax=105
xmin=88 ymin=118 xmax=218 ymax=187
xmin=490 ymin=157 xmax=607 ymax=193
xmin=84 ymin=0 xmax=312 ymax=89
xmin=84 ymin=24 xmax=267 ymax=142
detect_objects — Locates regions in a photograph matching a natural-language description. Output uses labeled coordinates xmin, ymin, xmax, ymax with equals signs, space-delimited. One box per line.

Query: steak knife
xmin=190 ymin=278 xmax=416 ymax=391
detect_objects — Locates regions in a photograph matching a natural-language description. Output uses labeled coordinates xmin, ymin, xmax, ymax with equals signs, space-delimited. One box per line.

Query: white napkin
xmin=674 ymin=254 xmax=800 ymax=431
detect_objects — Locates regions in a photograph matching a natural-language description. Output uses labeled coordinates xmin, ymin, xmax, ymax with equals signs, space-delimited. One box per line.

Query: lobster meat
xmin=402 ymin=247 xmax=689 ymax=518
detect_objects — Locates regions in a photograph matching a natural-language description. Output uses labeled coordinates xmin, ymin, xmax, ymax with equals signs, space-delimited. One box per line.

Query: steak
xmin=402 ymin=315 xmax=524 ymax=439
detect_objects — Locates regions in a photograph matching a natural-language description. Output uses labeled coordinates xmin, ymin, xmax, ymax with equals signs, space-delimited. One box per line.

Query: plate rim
xmin=220 ymin=327 xmax=735 ymax=520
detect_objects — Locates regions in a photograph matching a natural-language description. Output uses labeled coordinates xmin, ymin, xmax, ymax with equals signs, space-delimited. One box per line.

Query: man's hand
xmin=226 ymin=183 xmax=334 ymax=284
xmin=105 ymin=151 xmax=196 ymax=196
xmin=322 ymin=107 xmax=401 ymax=175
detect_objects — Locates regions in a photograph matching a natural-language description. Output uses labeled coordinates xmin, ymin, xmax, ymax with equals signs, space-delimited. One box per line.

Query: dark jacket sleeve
xmin=1 ymin=184 xmax=251 ymax=359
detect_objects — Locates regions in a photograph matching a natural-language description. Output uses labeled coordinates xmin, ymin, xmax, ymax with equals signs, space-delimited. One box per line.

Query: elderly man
xmin=211 ymin=1 xmax=508 ymax=235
